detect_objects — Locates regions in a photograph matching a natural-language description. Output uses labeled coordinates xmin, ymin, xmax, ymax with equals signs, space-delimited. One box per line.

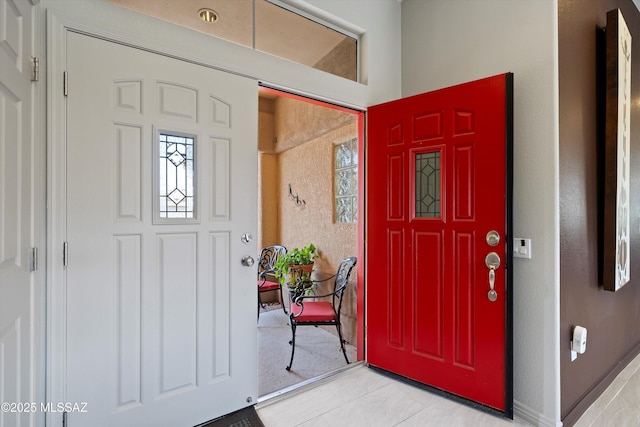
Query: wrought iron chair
xmin=257 ymin=245 xmax=287 ymax=320
xmin=286 ymin=256 xmax=357 ymax=371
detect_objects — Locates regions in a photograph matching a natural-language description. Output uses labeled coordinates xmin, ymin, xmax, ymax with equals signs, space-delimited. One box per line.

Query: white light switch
xmin=513 ymin=238 xmax=532 ymax=259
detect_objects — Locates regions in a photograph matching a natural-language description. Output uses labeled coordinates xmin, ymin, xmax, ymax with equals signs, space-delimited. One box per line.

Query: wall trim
xmin=561 ymin=341 xmax=640 ymax=426
xmin=514 ymin=400 xmax=563 ymax=427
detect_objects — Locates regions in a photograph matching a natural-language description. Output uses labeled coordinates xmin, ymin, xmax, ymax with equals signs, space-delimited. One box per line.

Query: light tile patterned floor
xmin=257 ymin=365 xmax=529 ymax=427
xmin=257 ymin=353 xmax=640 ymax=427
xmin=573 ymin=354 xmax=640 ymax=427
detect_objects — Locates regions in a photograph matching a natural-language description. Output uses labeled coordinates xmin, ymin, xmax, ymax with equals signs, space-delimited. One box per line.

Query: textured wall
xmin=273 ymin=96 xmax=355 ymax=153
xmin=259 ymin=153 xmax=279 ymax=248
xmin=258 ymin=94 xmax=358 ymax=343
xmin=559 ymin=0 xmax=640 ymax=423
xmin=279 ymin=123 xmax=358 ymax=343
xmin=313 ymin=36 xmax=358 ymax=81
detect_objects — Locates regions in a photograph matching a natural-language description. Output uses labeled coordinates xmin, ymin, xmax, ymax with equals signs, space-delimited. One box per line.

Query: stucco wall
xmin=258 ymin=153 xmax=279 ymax=248
xmin=278 ymin=123 xmax=359 ymax=343
xmin=258 ymin=92 xmax=358 ymax=342
xmin=273 ymin=96 xmax=356 ymax=153
xmin=401 ymin=1 xmax=560 ymax=425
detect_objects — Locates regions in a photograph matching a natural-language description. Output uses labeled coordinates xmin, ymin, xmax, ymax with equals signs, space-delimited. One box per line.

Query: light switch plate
xmin=513 ymin=238 xmax=532 ymax=259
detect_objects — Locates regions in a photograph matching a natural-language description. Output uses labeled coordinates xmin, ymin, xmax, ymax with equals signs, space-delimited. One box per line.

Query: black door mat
xmin=196 ymin=406 xmax=265 ymax=427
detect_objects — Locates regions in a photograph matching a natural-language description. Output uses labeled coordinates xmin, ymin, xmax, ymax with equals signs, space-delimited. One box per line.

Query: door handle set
xmin=485 ymin=230 xmax=502 ymax=302
xmin=485 ymin=252 xmax=500 ymax=302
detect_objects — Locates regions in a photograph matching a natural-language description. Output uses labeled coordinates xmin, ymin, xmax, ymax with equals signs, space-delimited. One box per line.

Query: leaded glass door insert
xmin=415 ymin=151 xmax=441 ymax=218
xmin=155 ymin=131 xmax=197 ymax=222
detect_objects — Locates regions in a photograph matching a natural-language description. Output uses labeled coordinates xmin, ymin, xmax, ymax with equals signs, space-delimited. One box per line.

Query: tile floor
xmin=257 ymin=364 xmax=529 ymax=427
xmin=256 ymin=352 xmax=640 ymax=427
xmin=573 ymin=352 xmax=640 ymax=427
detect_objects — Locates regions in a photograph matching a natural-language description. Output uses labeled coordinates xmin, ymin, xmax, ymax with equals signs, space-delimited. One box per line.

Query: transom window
xmin=334 ymin=138 xmax=358 ymax=223
xmin=108 ymin=0 xmax=360 ymax=82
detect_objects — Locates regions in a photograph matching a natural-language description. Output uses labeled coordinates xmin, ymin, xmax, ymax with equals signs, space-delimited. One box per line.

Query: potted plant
xmin=274 ymin=243 xmax=319 ymax=298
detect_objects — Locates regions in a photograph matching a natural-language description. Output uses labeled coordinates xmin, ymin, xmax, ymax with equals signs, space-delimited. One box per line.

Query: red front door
xmin=366 ymin=73 xmax=513 ymax=415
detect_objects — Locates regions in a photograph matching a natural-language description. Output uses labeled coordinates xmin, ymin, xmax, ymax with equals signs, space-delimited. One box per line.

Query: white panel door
xmin=65 ymin=32 xmax=258 ymax=427
xmin=0 ymin=1 xmax=37 ymax=426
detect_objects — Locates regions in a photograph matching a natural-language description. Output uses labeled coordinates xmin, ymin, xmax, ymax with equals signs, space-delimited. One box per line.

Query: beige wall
xmin=258 ymin=153 xmax=279 ymax=248
xmin=258 ymin=93 xmax=358 ymax=343
xmin=278 ymin=123 xmax=357 ymax=272
xmin=278 ymin=123 xmax=358 ymax=343
xmin=273 ymin=96 xmax=355 ymax=153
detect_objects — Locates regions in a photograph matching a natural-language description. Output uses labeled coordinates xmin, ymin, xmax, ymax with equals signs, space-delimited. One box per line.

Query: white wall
xmin=401 ymin=1 xmax=560 ymax=425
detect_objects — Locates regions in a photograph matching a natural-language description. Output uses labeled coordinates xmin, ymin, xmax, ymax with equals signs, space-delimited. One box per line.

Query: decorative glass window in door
xmin=334 ymin=138 xmax=358 ymax=223
xmin=155 ymin=132 xmax=197 ymax=222
xmin=415 ymin=152 xmax=441 ymax=218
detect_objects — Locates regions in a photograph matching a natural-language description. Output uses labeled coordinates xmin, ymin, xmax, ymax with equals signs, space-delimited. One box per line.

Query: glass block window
xmin=415 ymin=152 xmax=441 ymax=218
xmin=334 ymin=138 xmax=358 ymax=223
xmin=158 ymin=133 xmax=196 ymax=220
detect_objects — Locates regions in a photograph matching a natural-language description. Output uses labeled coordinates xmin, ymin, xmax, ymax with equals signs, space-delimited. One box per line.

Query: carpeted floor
xmin=258 ymin=306 xmax=357 ymax=397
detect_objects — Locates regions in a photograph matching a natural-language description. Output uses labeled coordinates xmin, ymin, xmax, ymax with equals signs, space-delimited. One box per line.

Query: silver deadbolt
xmin=485 ymin=252 xmax=501 ymax=302
xmin=241 ymin=233 xmax=253 ymax=244
xmin=241 ymin=255 xmax=255 ymax=267
xmin=486 ymin=230 xmax=500 ymax=247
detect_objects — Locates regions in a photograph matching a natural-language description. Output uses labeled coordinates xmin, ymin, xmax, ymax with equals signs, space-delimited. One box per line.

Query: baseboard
xmin=560 ymin=342 xmax=640 ymax=426
xmin=514 ymin=400 xmax=563 ymax=427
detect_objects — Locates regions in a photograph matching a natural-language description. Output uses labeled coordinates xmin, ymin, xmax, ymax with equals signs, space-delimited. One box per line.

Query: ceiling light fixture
xmin=198 ymin=8 xmax=219 ymax=23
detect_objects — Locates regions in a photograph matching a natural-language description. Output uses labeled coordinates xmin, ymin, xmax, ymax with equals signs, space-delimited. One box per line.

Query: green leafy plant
xmin=273 ymin=243 xmax=319 ymax=287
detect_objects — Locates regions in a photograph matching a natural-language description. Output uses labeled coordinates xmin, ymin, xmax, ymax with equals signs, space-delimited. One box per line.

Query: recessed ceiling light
xmin=198 ymin=8 xmax=219 ymax=23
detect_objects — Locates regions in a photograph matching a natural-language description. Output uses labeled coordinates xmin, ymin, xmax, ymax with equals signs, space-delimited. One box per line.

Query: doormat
xmin=196 ymin=406 xmax=265 ymax=427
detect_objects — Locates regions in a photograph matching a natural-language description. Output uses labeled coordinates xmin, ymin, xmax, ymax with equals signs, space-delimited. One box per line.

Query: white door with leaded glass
xmin=65 ymin=32 xmax=257 ymax=426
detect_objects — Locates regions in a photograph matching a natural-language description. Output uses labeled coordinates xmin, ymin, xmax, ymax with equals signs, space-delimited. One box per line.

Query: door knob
xmin=241 ymin=255 xmax=255 ymax=267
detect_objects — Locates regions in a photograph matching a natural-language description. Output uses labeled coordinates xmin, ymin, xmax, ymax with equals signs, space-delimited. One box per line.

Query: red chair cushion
xmin=290 ymin=301 xmax=337 ymax=322
xmin=258 ymin=280 xmax=280 ymax=291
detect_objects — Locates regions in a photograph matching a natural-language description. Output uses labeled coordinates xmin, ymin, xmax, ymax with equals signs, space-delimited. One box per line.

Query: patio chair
xmin=257 ymin=245 xmax=287 ymax=320
xmin=286 ymin=256 xmax=357 ymax=371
